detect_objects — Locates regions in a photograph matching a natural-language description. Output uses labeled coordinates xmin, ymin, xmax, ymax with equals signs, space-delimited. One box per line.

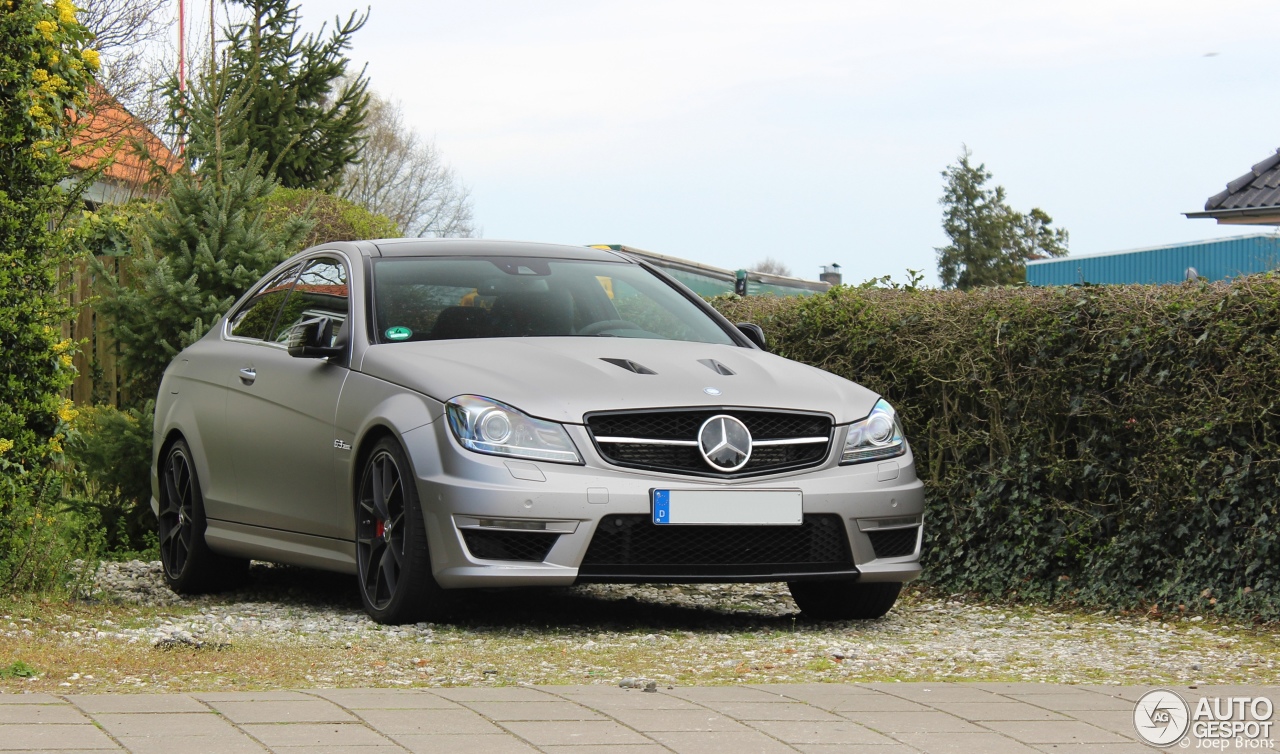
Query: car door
xmin=196 ymin=261 xmax=304 ymax=522
xmin=223 ymin=255 xmax=352 ymax=539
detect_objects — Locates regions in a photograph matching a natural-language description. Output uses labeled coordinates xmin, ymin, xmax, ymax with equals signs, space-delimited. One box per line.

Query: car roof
xmin=359 ymin=238 xmax=631 ymax=263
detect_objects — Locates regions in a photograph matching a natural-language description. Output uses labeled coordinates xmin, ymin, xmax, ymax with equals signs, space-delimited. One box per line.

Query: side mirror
xmin=736 ymin=322 xmax=768 ymax=351
xmin=288 ymin=316 xmax=344 ymax=359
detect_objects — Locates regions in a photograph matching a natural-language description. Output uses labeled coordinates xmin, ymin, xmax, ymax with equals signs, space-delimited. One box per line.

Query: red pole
xmin=177 ymin=0 xmax=186 ymax=155
xmin=177 ymin=0 xmax=186 ymax=93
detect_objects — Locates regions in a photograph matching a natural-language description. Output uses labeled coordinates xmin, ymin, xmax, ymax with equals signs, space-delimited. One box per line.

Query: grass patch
xmin=0 ymin=660 xmax=39 ymax=679
xmin=0 ymin=583 xmax=1275 ymax=693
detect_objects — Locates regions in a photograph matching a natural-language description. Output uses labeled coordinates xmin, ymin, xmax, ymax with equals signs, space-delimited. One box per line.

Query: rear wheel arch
xmin=156 ymin=427 xmax=213 ymax=497
xmin=158 ymin=428 xmax=185 ymax=464
xmin=157 ymin=437 xmax=249 ymax=593
xmin=154 ymin=428 xmax=191 ymax=511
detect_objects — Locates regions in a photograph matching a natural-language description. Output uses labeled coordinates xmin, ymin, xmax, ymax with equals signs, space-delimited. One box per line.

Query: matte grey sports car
xmin=152 ymin=239 xmax=924 ymax=624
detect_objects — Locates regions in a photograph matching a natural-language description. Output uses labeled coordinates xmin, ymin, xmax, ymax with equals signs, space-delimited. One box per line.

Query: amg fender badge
xmin=333 ymin=439 xmax=352 ymax=451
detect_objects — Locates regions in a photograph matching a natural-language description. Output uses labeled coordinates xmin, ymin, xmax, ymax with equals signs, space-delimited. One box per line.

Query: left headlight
xmin=841 ymin=398 xmax=906 ymax=464
xmin=445 ymin=395 xmax=582 ymax=465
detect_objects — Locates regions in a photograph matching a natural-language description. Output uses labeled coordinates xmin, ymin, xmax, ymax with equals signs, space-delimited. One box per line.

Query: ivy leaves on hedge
xmin=715 ymin=280 xmax=1280 ymax=621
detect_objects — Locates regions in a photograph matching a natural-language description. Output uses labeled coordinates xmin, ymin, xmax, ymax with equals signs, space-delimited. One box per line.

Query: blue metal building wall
xmin=1026 ymin=234 xmax=1280 ymax=286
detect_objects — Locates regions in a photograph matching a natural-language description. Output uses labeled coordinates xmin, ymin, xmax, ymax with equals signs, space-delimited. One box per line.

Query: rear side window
xmin=226 ymin=264 xmax=302 ymax=340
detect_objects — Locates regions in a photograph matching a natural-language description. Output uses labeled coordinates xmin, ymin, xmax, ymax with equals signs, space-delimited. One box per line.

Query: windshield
xmin=370 ymin=256 xmax=736 ymax=345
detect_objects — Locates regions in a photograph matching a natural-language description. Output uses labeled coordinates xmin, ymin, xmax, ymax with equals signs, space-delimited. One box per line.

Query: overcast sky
xmin=281 ymin=0 xmax=1280 ymax=285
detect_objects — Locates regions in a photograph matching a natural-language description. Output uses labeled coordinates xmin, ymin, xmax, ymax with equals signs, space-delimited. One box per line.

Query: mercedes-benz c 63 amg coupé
xmin=151 ymin=239 xmax=924 ymax=623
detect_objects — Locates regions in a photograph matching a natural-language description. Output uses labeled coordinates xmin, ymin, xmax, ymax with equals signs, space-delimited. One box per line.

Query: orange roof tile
xmin=70 ymin=86 xmax=181 ymax=187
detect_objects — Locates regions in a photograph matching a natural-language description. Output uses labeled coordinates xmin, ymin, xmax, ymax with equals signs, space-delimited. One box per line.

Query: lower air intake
xmin=462 ymin=530 xmax=560 ymax=562
xmin=867 ymin=527 xmax=919 ymax=559
xmin=577 ymin=513 xmax=854 ymax=581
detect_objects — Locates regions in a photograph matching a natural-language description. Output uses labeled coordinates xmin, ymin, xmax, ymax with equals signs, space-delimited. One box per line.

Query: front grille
xmin=586 ymin=408 xmax=832 ymax=477
xmin=867 ymin=527 xmax=918 ymax=559
xmin=578 ymin=513 xmax=853 ymax=579
xmin=461 ymin=530 xmax=560 ymax=562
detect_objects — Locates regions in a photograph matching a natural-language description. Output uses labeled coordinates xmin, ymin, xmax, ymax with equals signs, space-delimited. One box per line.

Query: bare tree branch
xmin=339 ymin=90 xmax=476 ymax=238
xmin=78 ymin=0 xmax=173 ymax=131
xmin=750 ymin=257 xmax=793 ymax=276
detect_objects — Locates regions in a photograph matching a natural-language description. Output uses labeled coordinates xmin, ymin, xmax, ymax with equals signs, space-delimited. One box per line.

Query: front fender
xmin=334 ymin=372 xmax=445 ymax=524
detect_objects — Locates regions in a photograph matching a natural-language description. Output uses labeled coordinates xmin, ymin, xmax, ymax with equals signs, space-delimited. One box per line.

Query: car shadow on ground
xmin=459 ymin=587 xmax=805 ymax=632
xmin=213 ymin=563 xmax=812 ymax=632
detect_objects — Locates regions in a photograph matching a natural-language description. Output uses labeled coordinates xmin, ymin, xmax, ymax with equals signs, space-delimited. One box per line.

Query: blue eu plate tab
xmin=647 ymin=488 xmax=803 ymax=526
xmin=652 ymin=490 xmax=670 ymax=524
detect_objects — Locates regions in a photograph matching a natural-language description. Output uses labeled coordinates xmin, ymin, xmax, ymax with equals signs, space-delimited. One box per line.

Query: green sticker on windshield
xmin=384 ymin=326 xmax=412 ymax=341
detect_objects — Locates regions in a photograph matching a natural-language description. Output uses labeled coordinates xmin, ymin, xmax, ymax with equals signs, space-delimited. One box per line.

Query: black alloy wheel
xmin=357 ymin=448 xmax=408 ymax=610
xmin=158 ymin=444 xmax=196 ymax=580
xmin=157 ymin=439 xmax=248 ymax=593
xmin=355 ymin=437 xmax=448 ymax=624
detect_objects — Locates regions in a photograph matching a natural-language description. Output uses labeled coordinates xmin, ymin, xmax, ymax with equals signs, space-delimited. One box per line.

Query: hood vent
xmin=698 ymin=358 xmax=736 ymax=376
xmin=601 ymin=358 xmax=657 ymax=375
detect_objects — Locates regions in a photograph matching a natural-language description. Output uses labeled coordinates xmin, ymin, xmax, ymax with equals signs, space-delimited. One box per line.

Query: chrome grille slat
xmin=592 ymin=437 xmax=700 ymax=446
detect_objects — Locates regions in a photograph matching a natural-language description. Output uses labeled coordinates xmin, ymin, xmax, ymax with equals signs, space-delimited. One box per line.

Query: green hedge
xmin=714 ymin=279 xmax=1280 ymax=621
xmin=263 ymin=188 xmax=398 ymax=251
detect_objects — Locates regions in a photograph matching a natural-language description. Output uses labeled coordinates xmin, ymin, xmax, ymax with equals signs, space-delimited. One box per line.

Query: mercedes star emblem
xmin=698 ymin=414 xmax=752 ymax=472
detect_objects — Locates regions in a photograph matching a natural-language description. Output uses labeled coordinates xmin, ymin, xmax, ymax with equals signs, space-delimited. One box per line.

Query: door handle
xmin=238 ymin=368 xmax=257 ymax=385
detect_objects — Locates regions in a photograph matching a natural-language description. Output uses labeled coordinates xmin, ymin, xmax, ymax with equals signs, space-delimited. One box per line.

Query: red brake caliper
xmin=375 ymin=520 xmax=385 ymax=538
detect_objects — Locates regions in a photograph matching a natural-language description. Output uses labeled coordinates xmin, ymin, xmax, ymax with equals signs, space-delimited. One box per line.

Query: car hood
xmin=358 ymin=338 xmax=879 ymax=425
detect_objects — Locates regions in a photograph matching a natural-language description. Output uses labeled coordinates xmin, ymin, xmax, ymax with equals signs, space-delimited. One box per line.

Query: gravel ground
xmin=0 ymin=560 xmax=1274 ymax=691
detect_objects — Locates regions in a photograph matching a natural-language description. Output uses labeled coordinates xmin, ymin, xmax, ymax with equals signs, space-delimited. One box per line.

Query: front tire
xmin=355 ymin=437 xmax=449 ymax=624
xmin=157 ymin=439 xmax=249 ymax=593
xmin=788 ymin=580 xmax=902 ymax=620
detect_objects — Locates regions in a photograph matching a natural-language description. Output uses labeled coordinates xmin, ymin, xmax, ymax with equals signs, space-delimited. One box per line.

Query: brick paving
xmin=0 ymin=683 xmax=1271 ymax=752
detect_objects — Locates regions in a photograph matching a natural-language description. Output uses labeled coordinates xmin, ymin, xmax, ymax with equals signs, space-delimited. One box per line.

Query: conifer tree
xmin=936 ymin=148 xmax=1069 ymax=290
xmin=217 ymin=0 xmax=370 ymax=189
xmin=95 ymin=70 xmax=312 ymax=403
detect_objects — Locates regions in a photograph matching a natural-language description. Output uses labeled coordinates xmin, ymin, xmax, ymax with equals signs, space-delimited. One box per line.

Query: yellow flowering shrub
xmin=58 ymin=399 xmax=78 ymax=423
xmin=0 ymin=0 xmax=100 ymax=592
xmin=9 ymin=1 xmax=96 ymax=139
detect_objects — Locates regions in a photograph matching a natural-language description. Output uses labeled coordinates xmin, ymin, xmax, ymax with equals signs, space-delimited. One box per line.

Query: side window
xmin=269 ymin=257 xmax=349 ymax=345
xmin=226 ymin=264 xmax=302 ymax=340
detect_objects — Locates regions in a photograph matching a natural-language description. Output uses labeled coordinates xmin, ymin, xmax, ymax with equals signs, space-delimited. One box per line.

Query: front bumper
xmin=401 ymin=421 xmax=925 ymax=589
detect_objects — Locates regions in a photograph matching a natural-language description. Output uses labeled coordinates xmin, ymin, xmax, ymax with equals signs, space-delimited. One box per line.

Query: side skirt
xmin=205 ymin=519 xmax=357 ymax=575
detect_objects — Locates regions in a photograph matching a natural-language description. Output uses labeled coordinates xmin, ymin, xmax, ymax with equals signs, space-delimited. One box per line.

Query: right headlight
xmin=445 ymin=395 xmax=582 ymax=465
xmin=841 ymin=398 xmax=906 ymax=464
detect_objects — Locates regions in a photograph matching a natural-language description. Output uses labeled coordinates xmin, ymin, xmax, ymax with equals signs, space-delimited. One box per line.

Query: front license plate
xmin=651 ymin=489 xmax=803 ymax=525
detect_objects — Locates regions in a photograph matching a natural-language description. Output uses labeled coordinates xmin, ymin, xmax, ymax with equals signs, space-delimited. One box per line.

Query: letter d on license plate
xmin=651 ymin=489 xmax=802 ymax=525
